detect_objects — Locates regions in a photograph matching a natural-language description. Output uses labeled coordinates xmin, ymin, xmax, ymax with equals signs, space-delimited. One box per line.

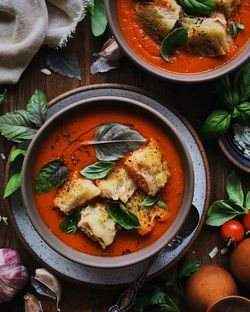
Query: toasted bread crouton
xmin=78 ymin=202 xmax=117 ymax=249
xmin=179 ymin=13 xmax=232 ymax=56
xmin=96 ymin=167 xmax=137 ymax=204
xmin=127 ymin=191 xmax=170 ymax=236
xmin=53 ymin=171 xmax=100 ymax=215
xmin=216 ymin=0 xmax=240 ymax=17
xmin=135 ymin=0 xmax=182 ymax=40
xmin=124 ymin=140 xmax=171 ymax=196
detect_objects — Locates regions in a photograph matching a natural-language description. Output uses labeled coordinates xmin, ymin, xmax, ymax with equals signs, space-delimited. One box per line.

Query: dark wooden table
xmin=0 ymin=17 xmax=249 ymax=312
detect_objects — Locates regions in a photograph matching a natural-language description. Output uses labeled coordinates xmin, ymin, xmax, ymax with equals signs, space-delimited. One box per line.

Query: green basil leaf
xmin=179 ymin=0 xmax=216 ymax=15
xmin=226 ymin=171 xmax=244 ymax=206
xmin=216 ymin=76 xmax=239 ymax=109
xmin=60 ymin=209 xmax=81 ymax=234
xmin=157 ymin=199 xmax=167 ymax=208
xmin=245 ymin=191 xmax=250 ymax=211
xmin=8 ymin=149 xmax=26 ymax=164
xmin=80 ymin=161 xmax=115 ymax=179
xmin=45 ymin=48 xmax=81 ymax=81
xmin=234 ymin=63 xmax=250 ymax=102
xmin=178 ymin=260 xmax=200 ymax=293
xmin=89 ymin=0 xmax=107 ymax=37
xmin=27 ymin=90 xmax=48 ymax=127
xmin=142 ymin=195 xmax=158 ymax=207
xmin=82 ymin=122 xmax=147 ymax=161
xmin=231 ymin=22 xmax=244 ymax=38
xmin=3 ymin=171 xmax=21 ymax=198
xmin=0 ymin=90 xmax=6 ymax=105
xmin=236 ymin=102 xmax=250 ymax=125
xmin=202 ymin=110 xmax=232 ymax=138
xmin=106 ymin=201 xmax=141 ymax=230
xmin=0 ymin=110 xmax=37 ymax=143
xmin=35 ymin=160 xmax=68 ymax=194
xmin=160 ymin=28 xmax=188 ymax=62
xmin=206 ymin=200 xmax=244 ymax=226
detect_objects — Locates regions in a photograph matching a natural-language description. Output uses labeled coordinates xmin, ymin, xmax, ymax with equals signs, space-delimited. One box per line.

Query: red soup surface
xmin=117 ymin=0 xmax=250 ymax=74
xmin=33 ymin=107 xmax=184 ymax=257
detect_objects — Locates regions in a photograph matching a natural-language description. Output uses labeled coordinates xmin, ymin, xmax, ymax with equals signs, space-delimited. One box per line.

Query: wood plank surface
xmin=0 ymin=17 xmax=249 ymax=312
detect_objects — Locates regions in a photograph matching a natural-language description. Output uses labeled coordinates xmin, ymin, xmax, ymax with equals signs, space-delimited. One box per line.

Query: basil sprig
xmin=60 ymin=209 xmax=81 ymax=234
xmin=142 ymin=195 xmax=167 ymax=208
xmin=179 ymin=0 xmax=216 ymax=16
xmin=0 ymin=90 xmax=6 ymax=105
xmin=89 ymin=0 xmax=107 ymax=37
xmin=231 ymin=22 xmax=244 ymax=38
xmin=202 ymin=64 xmax=250 ymax=138
xmin=3 ymin=149 xmax=27 ymax=199
xmin=80 ymin=161 xmax=115 ymax=180
xmin=160 ymin=28 xmax=188 ymax=62
xmin=0 ymin=90 xmax=47 ymax=143
xmin=35 ymin=160 xmax=68 ymax=194
xmin=206 ymin=171 xmax=250 ymax=226
xmin=106 ymin=201 xmax=141 ymax=230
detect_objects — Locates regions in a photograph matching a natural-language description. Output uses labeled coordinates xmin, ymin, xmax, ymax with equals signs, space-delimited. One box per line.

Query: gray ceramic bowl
xmin=104 ymin=0 xmax=250 ymax=83
xmin=22 ymin=96 xmax=194 ymax=268
xmin=207 ymin=296 xmax=250 ymax=312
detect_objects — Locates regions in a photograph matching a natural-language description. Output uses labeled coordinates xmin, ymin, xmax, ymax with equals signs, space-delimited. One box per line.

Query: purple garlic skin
xmin=0 ymin=248 xmax=28 ymax=303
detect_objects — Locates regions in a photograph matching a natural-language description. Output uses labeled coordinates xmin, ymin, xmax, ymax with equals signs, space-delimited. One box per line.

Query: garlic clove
xmin=96 ymin=38 xmax=123 ymax=61
xmin=32 ymin=268 xmax=61 ymax=312
xmin=24 ymin=293 xmax=43 ymax=312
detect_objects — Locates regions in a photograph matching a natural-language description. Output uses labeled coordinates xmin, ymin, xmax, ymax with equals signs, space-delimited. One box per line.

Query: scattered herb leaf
xmin=179 ymin=0 xmax=216 ymax=16
xmin=231 ymin=22 xmax=244 ymax=38
xmin=80 ymin=161 xmax=115 ymax=179
xmin=206 ymin=171 xmax=249 ymax=226
xmin=216 ymin=76 xmax=239 ymax=109
xmin=82 ymin=122 xmax=147 ymax=161
xmin=0 ymin=90 xmax=6 ymax=105
xmin=0 ymin=110 xmax=37 ymax=143
xmin=236 ymin=102 xmax=250 ymax=125
xmin=89 ymin=0 xmax=107 ymax=37
xmin=234 ymin=63 xmax=250 ymax=102
xmin=35 ymin=160 xmax=68 ymax=194
xmin=45 ymin=48 xmax=81 ymax=81
xmin=160 ymin=28 xmax=188 ymax=62
xmin=106 ymin=201 xmax=141 ymax=230
xmin=3 ymin=171 xmax=21 ymax=199
xmin=27 ymin=90 xmax=48 ymax=127
xmin=60 ymin=209 xmax=81 ymax=234
xmin=202 ymin=110 xmax=232 ymax=138
xmin=8 ymin=149 xmax=26 ymax=164
xmin=178 ymin=260 xmax=200 ymax=293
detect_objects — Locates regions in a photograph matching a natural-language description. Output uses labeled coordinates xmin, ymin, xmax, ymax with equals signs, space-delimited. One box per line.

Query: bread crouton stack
xmin=53 ymin=139 xmax=171 ymax=249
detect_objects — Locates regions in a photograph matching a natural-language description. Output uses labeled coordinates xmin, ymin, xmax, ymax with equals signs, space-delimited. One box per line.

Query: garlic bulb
xmin=24 ymin=293 xmax=43 ymax=312
xmin=0 ymin=248 xmax=28 ymax=303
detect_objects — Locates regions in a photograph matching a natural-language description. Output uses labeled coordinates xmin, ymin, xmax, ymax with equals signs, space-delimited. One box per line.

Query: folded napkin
xmin=0 ymin=0 xmax=88 ymax=85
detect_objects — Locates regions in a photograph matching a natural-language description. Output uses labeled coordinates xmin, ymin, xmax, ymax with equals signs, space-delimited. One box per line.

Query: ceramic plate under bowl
xmin=7 ymin=84 xmax=210 ymax=286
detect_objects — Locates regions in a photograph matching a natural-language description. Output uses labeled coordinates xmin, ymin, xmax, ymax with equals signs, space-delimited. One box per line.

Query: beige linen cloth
xmin=0 ymin=0 xmax=88 ymax=85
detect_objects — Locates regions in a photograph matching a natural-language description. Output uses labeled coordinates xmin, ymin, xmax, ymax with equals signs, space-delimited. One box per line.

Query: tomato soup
xmin=33 ymin=107 xmax=184 ymax=257
xmin=117 ymin=0 xmax=250 ymax=73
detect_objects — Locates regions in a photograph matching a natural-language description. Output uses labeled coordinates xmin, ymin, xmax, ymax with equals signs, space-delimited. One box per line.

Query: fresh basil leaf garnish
xmin=231 ymin=22 xmax=244 ymax=38
xmin=234 ymin=64 xmax=250 ymax=102
xmin=60 ymin=209 xmax=81 ymax=234
xmin=35 ymin=160 xmax=68 ymax=194
xmin=179 ymin=0 xmax=216 ymax=16
xmin=160 ymin=28 xmax=188 ymax=62
xmin=226 ymin=171 xmax=244 ymax=207
xmin=106 ymin=201 xmax=141 ymax=230
xmin=80 ymin=161 xmax=115 ymax=180
xmin=236 ymin=102 xmax=250 ymax=125
xmin=8 ymin=149 xmax=26 ymax=164
xmin=0 ymin=90 xmax=6 ymax=105
xmin=245 ymin=192 xmax=250 ymax=211
xmin=3 ymin=171 xmax=22 ymax=199
xmin=45 ymin=48 xmax=81 ymax=81
xmin=202 ymin=110 xmax=232 ymax=138
xmin=0 ymin=110 xmax=37 ymax=143
xmin=82 ymin=122 xmax=147 ymax=161
xmin=27 ymin=90 xmax=48 ymax=127
xmin=89 ymin=0 xmax=107 ymax=37
xmin=142 ymin=195 xmax=167 ymax=208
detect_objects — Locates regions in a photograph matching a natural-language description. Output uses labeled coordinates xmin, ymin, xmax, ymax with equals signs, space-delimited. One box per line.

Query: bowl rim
xmin=206 ymin=295 xmax=250 ymax=312
xmin=21 ymin=95 xmax=194 ymax=269
xmin=104 ymin=0 xmax=250 ymax=83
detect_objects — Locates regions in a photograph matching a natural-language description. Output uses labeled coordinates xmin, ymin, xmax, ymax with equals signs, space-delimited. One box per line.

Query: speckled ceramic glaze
xmin=9 ymin=85 xmax=210 ymax=286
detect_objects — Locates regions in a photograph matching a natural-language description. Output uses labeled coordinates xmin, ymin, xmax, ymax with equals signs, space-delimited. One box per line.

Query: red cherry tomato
xmin=243 ymin=212 xmax=250 ymax=231
xmin=221 ymin=220 xmax=245 ymax=243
